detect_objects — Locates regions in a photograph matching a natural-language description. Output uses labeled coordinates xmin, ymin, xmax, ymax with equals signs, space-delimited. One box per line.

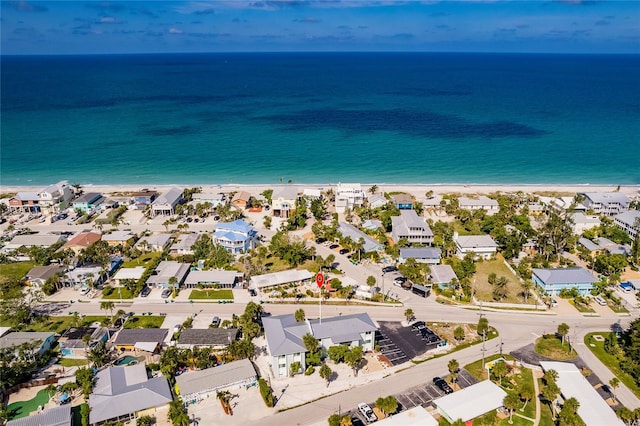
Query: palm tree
xmin=168 ymin=400 xmax=189 ymax=426
xmin=448 ymin=359 xmax=459 ymax=383
xmin=319 ymin=364 xmax=332 ymax=388
xmin=491 ymin=360 xmax=508 ymax=384
xmin=44 ymin=383 xmax=57 ymax=400
xmin=503 ymin=393 xmax=520 ymax=424
xmin=81 ymin=333 xmax=92 ymax=356
xmin=544 ymin=369 xmax=558 ymax=384
xmin=521 ymin=279 xmax=534 ymax=303
xmin=404 ymin=308 xmax=414 ymax=322
xmin=542 ymin=381 xmax=560 ymax=419
xmin=294 ymin=308 xmax=306 ymax=322
xmin=557 ymin=323 xmax=570 ymax=346
xmin=368 ymin=185 xmax=378 ymax=195
xmin=519 ymin=383 xmax=534 ymax=411
xmin=610 ymin=377 xmax=620 ymax=402
xmin=100 ymin=301 xmax=115 ymax=323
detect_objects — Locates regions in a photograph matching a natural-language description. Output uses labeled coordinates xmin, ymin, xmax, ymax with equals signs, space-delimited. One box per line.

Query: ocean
xmin=1 ymin=52 xmax=639 ymax=186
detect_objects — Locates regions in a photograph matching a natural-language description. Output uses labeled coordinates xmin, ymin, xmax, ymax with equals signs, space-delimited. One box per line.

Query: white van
xmin=594 ymin=295 xmax=607 ymax=306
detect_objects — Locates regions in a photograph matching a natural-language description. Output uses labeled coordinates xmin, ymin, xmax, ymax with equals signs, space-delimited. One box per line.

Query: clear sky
xmin=2 ymin=0 xmax=639 ymax=55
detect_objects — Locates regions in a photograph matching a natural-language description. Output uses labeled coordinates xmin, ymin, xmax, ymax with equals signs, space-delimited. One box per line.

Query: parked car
xmin=329 ymin=244 xmax=340 ymax=250
xmin=411 ymin=321 xmax=426 ymax=331
xmin=382 ymin=266 xmax=397 ymax=273
xmin=549 ymin=298 xmax=558 ymax=307
xmin=594 ymin=295 xmax=607 ymax=306
xmin=358 ymin=402 xmax=377 ymax=423
xmin=161 ymin=289 xmax=172 ymax=299
xmin=433 ymin=377 xmax=454 ymax=394
xmin=339 ymin=248 xmax=349 ymax=255
xmin=248 ymin=288 xmax=257 ymax=297
xmin=140 ymin=286 xmax=151 ymax=297
xmin=316 ymin=238 xmax=327 ymax=244
xmin=80 ymin=287 xmax=91 ymax=296
xmin=211 ymin=316 xmax=220 ymax=327
xmin=619 ymin=282 xmax=635 ymax=293
xmin=393 ymin=276 xmax=407 ymax=286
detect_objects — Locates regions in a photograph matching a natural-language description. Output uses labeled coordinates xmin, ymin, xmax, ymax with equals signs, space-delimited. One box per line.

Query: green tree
xmin=100 ymin=301 xmax=116 ymax=323
xmin=45 ymin=383 xmax=57 ymax=399
xmin=610 ymin=377 xmax=620 ymax=402
xmin=557 ymin=323 xmax=570 ymax=346
xmin=136 ymin=415 xmax=155 ymax=426
xmin=404 ymin=308 xmax=414 ymax=322
xmin=503 ymin=393 xmax=520 ymax=424
xmin=80 ymin=403 xmax=90 ymax=426
xmin=344 ymin=346 xmax=363 ymax=377
xmin=289 ymin=361 xmax=301 ymax=377
xmin=226 ymin=339 xmax=255 ymax=360
xmin=75 ymin=367 xmax=95 ymax=399
xmin=491 ymin=360 xmax=508 ymax=384
xmin=616 ymin=406 xmax=634 ymax=425
xmin=319 ymin=364 xmax=333 ymax=387
xmin=294 ymin=308 xmax=306 ymax=322
xmin=375 ymin=395 xmax=398 ymax=417
xmin=303 ymin=333 xmax=319 ymax=353
xmin=477 ymin=316 xmax=489 ymax=336
xmin=519 ymin=383 xmax=534 ymax=411
xmin=366 ymin=276 xmax=376 ymax=287
xmin=448 ymin=359 xmax=460 ymax=383
xmin=168 ymin=400 xmax=189 ymax=426
xmin=453 ymin=326 xmax=465 ymax=341
xmin=327 ymin=345 xmax=349 ymax=364
xmin=558 ymin=397 xmax=581 ymax=426
xmin=542 ymin=381 xmax=560 ymax=419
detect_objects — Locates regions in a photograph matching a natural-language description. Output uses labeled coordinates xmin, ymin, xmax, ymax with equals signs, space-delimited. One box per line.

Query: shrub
xmin=102 ymin=285 xmax=113 ymax=296
xmin=305 ymin=366 xmax=315 ymax=376
xmin=258 ymin=378 xmax=274 ymax=407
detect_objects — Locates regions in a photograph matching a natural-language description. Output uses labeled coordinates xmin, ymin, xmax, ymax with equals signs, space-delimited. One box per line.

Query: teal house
xmin=72 ymin=192 xmax=105 ymax=212
xmin=532 ymin=267 xmax=597 ymax=296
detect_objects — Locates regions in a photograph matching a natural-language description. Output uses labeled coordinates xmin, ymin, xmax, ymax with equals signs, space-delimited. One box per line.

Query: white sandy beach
xmin=2 ymin=183 xmax=639 ymax=199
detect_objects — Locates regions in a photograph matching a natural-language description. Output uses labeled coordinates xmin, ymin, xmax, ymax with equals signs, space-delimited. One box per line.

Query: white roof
xmin=5 ymin=234 xmax=64 ymax=249
xmin=614 ymin=210 xmax=640 ymax=227
xmin=153 ymin=186 xmax=183 ymax=206
xmin=273 ymin=186 xmax=299 ymax=200
xmin=582 ymin=192 xmax=630 ymax=204
xmin=102 ymin=231 xmax=134 ymax=242
xmin=134 ymin=341 xmax=160 ymax=352
xmin=183 ymin=270 xmax=242 ymax=286
xmin=455 ymin=234 xmax=497 ymax=249
xmin=7 ymin=405 xmax=71 ymax=426
xmin=539 ymin=361 xmax=623 ymax=426
xmin=459 ymin=196 xmax=499 ymax=207
xmin=113 ymin=267 xmax=146 ymax=281
xmin=249 ymin=269 xmax=313 ymax=289
xmin=303 ymin=188 xmax=322 ymax=198
xmin=429 ymin=265 xmax=457 ymax=284
xmin=571 ymin=213 xmax=601 ymax=225
xmin=434 ymin=380 xmax=507 ymax=422
xmin=176 ymin=359 xmax=256 ymax=397
xmin=376 ymin=406 xmax=438 ymax=426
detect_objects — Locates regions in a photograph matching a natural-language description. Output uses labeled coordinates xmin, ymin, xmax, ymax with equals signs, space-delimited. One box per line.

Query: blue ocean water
xmin=1 ymin=52 xmax=639 ymax=185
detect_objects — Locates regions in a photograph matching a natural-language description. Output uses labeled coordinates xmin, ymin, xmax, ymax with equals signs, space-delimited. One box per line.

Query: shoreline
xmin=2 ymin=182 xmax=639 ymax=198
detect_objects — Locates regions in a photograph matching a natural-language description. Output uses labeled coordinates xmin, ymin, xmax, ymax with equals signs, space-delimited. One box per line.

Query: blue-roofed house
xmin=337 ymin=222 xmax=384 ymax=253
xmin=262 ymin=313 xmax=377 ymax=377
xmin=399 ymin=247 xmax=442 ymax=265
xmin=213 ymin=219 xmax=258 ymax=254
xmin=532 ymin=267 xmax=597 ymax=296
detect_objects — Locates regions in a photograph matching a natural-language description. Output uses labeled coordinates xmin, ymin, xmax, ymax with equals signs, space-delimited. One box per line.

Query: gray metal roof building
xmin=7 ymin=405 xmax=71 ymax=426
xmin=337 ymin=222 xmax=384 ymax=252
xmin=177 ymin=328 xmax=239 ymax=348
xmin=175 ymin=359 xmax=257 ymax=399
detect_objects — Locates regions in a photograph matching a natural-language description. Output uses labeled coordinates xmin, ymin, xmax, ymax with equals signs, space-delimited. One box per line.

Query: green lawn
xmin=465 ymin=354 xmax=516 ymax=381
xmin=513 ymin=368 xmax=536 ymax=419
xmin=584 ymin=332 xmax=640 ymax=398
xmin=0 ymin=261 xmax=35 ymax=281
xmin=101 ymin=287 xmax=134 ymax=299
xmin=569 ymin=299 xmax=596 ymax=313
xmin=500 ymin=415 xmax=533 ymax=426
xmin=121 ymin=252 xmax=162 ymax=268
xmin=71 ymin=405 xmax=84 ymax=426
xmin=473 ymin=259 xmax=525 ymax=304
xmin=123 ymin=316 xmax=164 ymax=329
xmin=534 ymin=335 xmax=577 ymax=361
xmin=24 ymin=315 xmax=107 ymax=334
xmin=537 ymin=379 xmax=556 ymax=426
xmin=188 ymin=289 xmax=234 ymax=300
xmin=59 ymin=358 xmax=89 ymax=367
xmin=7 ymin=389 xmax=51 ymax=420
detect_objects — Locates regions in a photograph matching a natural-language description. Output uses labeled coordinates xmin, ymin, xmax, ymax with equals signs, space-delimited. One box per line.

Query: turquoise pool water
xmin=115 ymin=355 xmax=138 ymax=366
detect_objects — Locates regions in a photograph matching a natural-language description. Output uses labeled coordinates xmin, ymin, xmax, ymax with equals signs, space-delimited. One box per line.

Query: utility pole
xmin=481 ymin=330 xmax=487 ymax=369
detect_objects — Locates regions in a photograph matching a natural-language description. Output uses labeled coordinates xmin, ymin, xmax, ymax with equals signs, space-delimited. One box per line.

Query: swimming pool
xmin=115 ymin=356 xmax=138 ymax=366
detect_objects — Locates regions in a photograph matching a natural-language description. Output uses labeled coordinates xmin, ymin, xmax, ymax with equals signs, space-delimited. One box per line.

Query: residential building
xmin=212 ymin=219 xmax=258 ymax=254
xmin=150 ymin=187 xmax=183 ymax=217
xmin=132 ymin=190 xmax=157 ymax=209
xmin=72 ymin=192 xmax=105 ymax=213
xmin=532 ymin=267 xmax=597 ymax=296
xmin=37 ymin=181 xmax=74 ymax=208
xmin=429 ymin=265 xmax=458 ymax=289
xmin=231 ymin=191 xmax=251 ymax=209
xmin=145 ymin=261 xmax=190 ymax=289
xmin=25 ymin=265 xmax=65 ymax=288
xmin=175 ymin=359 xmax=257 ymax=401
xmin=102 ymin=231 xmax=135 ymax=247
xmin=192 ymin=192 xmax=226 ymax=208
xmin=338 ymin=222 xmax=384 ymax=252
xmin=135 ymin=234 xmax=172 ymax=252
xmin=434 ymin=380 xmax=507 ymax=423
xmin=7 ymin=405 xmax=71 ymax=426
xmin=249 ymin=269 xmax=314 ymax=293
xmin=580 ymin=192 xmax=630 ymax=216
xmin=614 ymin=210 xmax=640 ymax=239
xmin=302 ymin=188 xmax=323 ymax=201
xmin=59 ymin=327 xmax=110 ymax=358
xmin=335 ymin=183 xmax=365 ymax=213
xmin=113 ymin=267 xmax=146 ymax=286
xmin=399 ymin=247 xmax=441 ymax=265
xmin=3 ymin=234 xmax=65 ymax=252
xmin=391 ymin=210 xmax=434 ymax=245
xmin=458 ymin=196 xmax=499 ymax=215
xmin=391 ymin=194 xmax=413 ymax=210
xmin=61 ymin=232 xmax=101 ymax=254
xmin=570 ymin=213 xmax=601 ymax=235
xmin=263 ymin=313 xmax=377 ymax=377
xmin=89 ymin=364 xmax=173 ymax=425
xmin=540 ymin=361 xmax=623 ymax=426
xmin=0 ymin=332 xmax=56 ymax=356
xmin=354 ymin=284 xmax=379 ymax=300
xmin=271 ymin=187 xmax=299 ymax=218
xmin=183 ymin=270 xmax=243 ymax=289
xmin=367 ymin=194 xmax=387 ymax=209
xmin=454 ymin=233 xmax=498 ymax=260
xmin=64 ymin=265 xmax=106 ymax=288
xmin=169 ymin=232 xmax=200 ymax=257
xmin=176 ymin=328 xmax=240 ymax=350
xmin=375 ymin=406 xmax=438 ymax=426
xmin=113 ymin=329 xmax=168 ymax=352
xmin=8 ymin=192 xmax=41 ymax=213
xmin=579 ymin=237 xmax=631 ymax=256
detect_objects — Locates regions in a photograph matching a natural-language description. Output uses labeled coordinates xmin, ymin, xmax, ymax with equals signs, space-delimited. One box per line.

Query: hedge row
xmin=258 ymin=378 xmax=274 ymax=407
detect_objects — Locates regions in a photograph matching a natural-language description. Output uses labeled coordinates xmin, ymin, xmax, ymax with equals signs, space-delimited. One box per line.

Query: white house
xmin=571 ymin=213 xmax=601 ymax=235
xmin=367 ymin=194 xmax=387 ymax=209
xmin=150 ymin=187 xmax=183 ymax=217
xmin=454 ymin=233 xmax=498 ymax=260
xmin=399 ymin=247 xmax=441 ymax=265
xmin=614 ymin=210 xmax=640 ymax=239
xmin=391 ymin=210 xmax=434 ymax=245
xmin=338 ymin=222 xmax=385 ymax=252
xmin=0 ymin=332 xmax=56 ymax=356
xmin=271 ymin=187 xmax=299 ymax=218
xmin=192 ymin=192 xmax=226 ymax=208
xmin=458 ymin=196 xmax=499 ymax=215
xmin=335 ymin=183 xmax=365 ymax=213
xmin=175 ymin=359 xmax=257 ymax=401
xmin=580 ymin=192 xmax=630 ymax=216
xmin=38 ymin=181 xmax=74 ymax=211
xmin=434 ymin=380 xmax=507 ymax=423
xmin=135 ymin=234 xmax=172 ymax=252
xmin=145 ymin=261 xmax=190 ymax=289
xmin=183 ymin=270 xmax=243 ymax=289
xmin=169 ymin=232 xmax=200 ymax=257
xmin=429 ymin=264 xmax=458 ymax=288
xmin=113 ymin=267 xmax=146 ymax=285
xmin=212 ymin=220 xmax=258 ymax=254
xmin=249 ymin=269 xmax=314 ymax=292
xmin=263 ymin=313 xmax=377 ymax=377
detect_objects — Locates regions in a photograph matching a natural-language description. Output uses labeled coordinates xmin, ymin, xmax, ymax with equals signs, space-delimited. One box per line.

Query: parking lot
xmin=377 ymin=321 xmax=440 ymax=365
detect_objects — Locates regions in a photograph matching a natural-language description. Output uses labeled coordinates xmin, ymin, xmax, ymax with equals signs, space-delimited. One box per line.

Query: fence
xmin=1 ymin=377 xmax=60 ymax=400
